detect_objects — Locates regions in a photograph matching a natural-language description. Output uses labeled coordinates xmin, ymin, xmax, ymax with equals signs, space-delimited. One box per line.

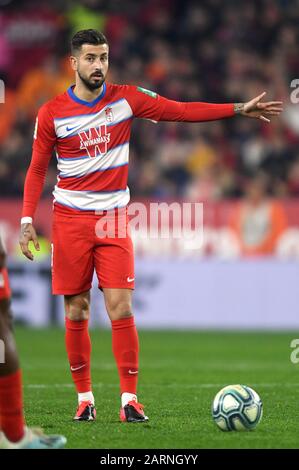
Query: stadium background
xmin=0 ymin=0 xmax=299 ymax=329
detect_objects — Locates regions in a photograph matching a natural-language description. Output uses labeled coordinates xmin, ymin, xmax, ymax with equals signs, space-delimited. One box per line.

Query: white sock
xmin=78 ymin=391 xmax=95 ymax=405
xmin=121 ymin=392 xmax=137 ymax=408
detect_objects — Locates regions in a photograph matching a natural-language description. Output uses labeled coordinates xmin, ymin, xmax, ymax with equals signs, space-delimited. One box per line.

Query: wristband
xmin=21 ymin=217 xmax=33 ymax=225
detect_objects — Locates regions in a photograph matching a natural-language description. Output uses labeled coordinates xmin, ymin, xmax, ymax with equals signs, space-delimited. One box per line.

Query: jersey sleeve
xmin=124 ymin=85 xmax=235 ymax=122
xmin=33 ymin=103 xmax=56 ymax=153
xmin=21 ymin=103 xmax=56 ymax=219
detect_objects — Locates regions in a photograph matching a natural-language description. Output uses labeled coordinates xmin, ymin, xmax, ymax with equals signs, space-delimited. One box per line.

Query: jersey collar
xmin=67 ymin=83 xmax=106 ymax=107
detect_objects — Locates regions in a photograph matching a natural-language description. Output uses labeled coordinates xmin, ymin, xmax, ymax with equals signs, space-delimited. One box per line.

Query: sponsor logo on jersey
xmin=137 ymin=86 xmax=157 ymax=99
xmin=79 ymin=125 xmax=111 ymax=158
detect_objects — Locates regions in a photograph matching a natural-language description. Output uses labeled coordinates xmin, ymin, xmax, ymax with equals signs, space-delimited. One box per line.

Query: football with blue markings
xmin=212 ymin=384 xmax=263 ymax=431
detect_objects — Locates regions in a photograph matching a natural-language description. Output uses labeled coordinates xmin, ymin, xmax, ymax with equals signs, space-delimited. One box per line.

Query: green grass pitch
xmin=15 ymin=327 xmax=299 ymax=449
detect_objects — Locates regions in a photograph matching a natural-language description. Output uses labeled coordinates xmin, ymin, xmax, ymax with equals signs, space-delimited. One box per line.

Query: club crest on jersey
xmin=105 ymin=107 xmax=114 ymax=122
xmin=79 ymin=125 xmax=110 ymax=158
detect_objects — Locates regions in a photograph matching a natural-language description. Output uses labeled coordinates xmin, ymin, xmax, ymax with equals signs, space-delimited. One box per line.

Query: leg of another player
xmin=103 ymin=288 xmax=148 ymax=422
xmin=0 ymin=284 xmax=66 ymax=448
xmin=64 ymin=291 xmax=95 ymax=420
xmin=0 ymin=238 xmax=66 ymax=448
xmin=0 ymin=297 xmax=25 ymax=442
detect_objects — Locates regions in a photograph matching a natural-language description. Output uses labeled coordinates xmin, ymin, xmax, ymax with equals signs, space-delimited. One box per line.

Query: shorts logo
xmin=0 ymin=273 xmax=4 ymax=288
xmin=79 ymin=125 xmax=111 ymax=158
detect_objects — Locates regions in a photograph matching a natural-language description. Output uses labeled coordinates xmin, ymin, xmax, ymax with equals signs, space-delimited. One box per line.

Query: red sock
xmin=0 ymin=369 xmax=25 ymax=442
xmin=65 ymin=318 xmax=92 ymax=393
xmin=111 ymin=316 xmax=139 ymax=395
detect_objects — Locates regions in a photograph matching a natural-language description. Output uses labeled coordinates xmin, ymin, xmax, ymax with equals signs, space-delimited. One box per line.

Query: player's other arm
xmin=125 ymin=87 xmax=283 ymax=123
xmin=19 ymin=104 xmax=55 ymax=261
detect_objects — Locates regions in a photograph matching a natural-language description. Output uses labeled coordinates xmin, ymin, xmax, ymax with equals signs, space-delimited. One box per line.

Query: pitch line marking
xmin=25 ymin=382 xmax=299 ymax=389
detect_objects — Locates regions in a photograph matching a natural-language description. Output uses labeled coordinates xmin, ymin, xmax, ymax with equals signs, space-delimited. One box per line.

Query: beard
xmin=78 ymin=69 xmax=105 ymax=91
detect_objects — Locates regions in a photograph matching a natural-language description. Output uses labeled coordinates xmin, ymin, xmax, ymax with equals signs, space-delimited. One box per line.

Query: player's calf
xmin=0 ymin=299 xmax=19 ymax=375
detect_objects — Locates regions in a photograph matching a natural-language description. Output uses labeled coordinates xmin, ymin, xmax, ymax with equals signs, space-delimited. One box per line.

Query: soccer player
xmin=0 ymin=236 xmax=66 ymax=448
xmin=19 ymin=29 xmax=283 ymax=423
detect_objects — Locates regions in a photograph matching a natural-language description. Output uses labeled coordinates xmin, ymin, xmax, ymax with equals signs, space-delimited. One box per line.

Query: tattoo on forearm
xmin=234 ymin=103 xmax=244 ymax=114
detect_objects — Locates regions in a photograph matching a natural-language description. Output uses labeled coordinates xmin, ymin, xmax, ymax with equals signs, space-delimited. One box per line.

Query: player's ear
xmin=70 ymin=55 xmax=78 ymax=72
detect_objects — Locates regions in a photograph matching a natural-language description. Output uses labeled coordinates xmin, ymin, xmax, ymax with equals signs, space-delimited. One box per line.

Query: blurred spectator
xmin=229 ymin=173 xmax=288 ymax=256
xmin=1 ymin=1 xmax=67 ymax=87
xmin=287 ymin=157 xmax=299 ymax=197
xmin=17 ymin=55 xmax=73 ymax=119
xmin=66 ymin=0 xmax=107 ymax=37
xmin=0 ymin=0 xmax=298 ymax=203
xmin=0 ymin=87 xmax=17 ymax=141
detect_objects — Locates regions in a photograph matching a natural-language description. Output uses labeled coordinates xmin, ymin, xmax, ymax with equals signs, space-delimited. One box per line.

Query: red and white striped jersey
xmin=22 ymin=83 xmax=234 ymax=217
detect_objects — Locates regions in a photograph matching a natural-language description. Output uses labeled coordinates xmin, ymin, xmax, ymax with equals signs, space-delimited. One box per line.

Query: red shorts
xmin=0 ymin=268 xmax=11 ymax=300
xmin=51 ymin=208 xmax=135 ymax=295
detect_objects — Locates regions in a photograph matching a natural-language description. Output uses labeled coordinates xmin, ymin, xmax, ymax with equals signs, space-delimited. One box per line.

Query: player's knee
xmin=107 ymin=300 xmax=132 ymax=321
xmin=64 ymin=293 xmax=90 ymax=321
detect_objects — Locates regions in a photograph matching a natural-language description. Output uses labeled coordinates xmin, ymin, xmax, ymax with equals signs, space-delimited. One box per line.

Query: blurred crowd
xmin=0 ymin=0 xmax=299 ymax=202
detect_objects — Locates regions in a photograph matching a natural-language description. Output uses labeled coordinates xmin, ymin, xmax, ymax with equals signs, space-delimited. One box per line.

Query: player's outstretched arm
xmin=19 ymin=223 xmax=40 ymax=261
xmin=125 ymin=86 xmax=283 ymax=124
xmin=234 ymin=92 xmax=283 ymax=123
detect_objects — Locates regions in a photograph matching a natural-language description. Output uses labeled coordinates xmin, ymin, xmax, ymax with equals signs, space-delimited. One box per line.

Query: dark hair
xmin=71 ymin=29 xmax=108 ymax=54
